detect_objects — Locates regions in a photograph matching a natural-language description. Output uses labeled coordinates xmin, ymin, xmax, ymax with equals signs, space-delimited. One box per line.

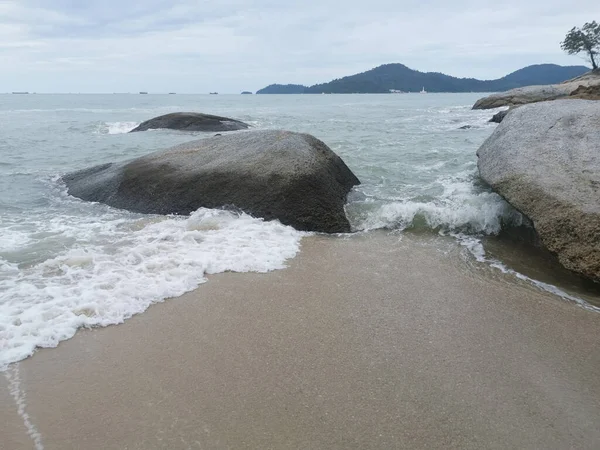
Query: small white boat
xmin=420 ymin=86 xmax=427 ymax=94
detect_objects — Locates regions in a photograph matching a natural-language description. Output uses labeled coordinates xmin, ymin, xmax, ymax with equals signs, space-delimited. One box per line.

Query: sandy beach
xmin=2 ymin=231 xmax=600 ymax=449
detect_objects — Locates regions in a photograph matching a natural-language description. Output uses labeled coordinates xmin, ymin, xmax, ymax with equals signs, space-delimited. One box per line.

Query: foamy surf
xmin=5 ymin=364 xmax=44 ymax=449
xmin=348 ymin=172 xmax=523 ymax=234
xmin=96 ymin=121 xmax=140 ymax=134
xmin=453 ymin=233 xmax=600 ymax=313
xmin=0 ymin=208 xmax=305 ymax=370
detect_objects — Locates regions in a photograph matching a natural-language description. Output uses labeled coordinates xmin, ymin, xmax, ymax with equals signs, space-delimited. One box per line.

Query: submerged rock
xmin=477 ymin=100 xmax=600 ymax=281
xmin=63 ymin=130 xmax=360 ymax=233
xmin=473 ymin=71 xmax=600 ymax=110
xmin=130 ymin=112 xmax=249 ymax=132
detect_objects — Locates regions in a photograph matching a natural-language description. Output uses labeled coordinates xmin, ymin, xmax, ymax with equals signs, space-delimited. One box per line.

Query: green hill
xmin=256 ymin=63 xmax=590 ymax=94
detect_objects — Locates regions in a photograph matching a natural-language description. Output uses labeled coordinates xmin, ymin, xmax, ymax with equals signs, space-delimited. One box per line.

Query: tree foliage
xmin=561 ymin=21 xmax=600 ymax=70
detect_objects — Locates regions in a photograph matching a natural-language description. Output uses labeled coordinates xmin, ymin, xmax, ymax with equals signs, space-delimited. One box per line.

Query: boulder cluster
xmin=474 ymin=71 xmax=600 ymax=281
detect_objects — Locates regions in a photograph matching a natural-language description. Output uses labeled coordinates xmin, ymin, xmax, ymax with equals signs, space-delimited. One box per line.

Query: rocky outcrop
xmin=473 ymin=85 xmax=572 ymax=109
xmin=489 ymin=109 xmax=510 ymax=123
xmin=130 ymin=112 xmax=249 ymax=132
xmin=63 ymin=130 xmax=360 ymax=233
xmin=477 ymin=100 xmax=600 ymax=281
xmin=570 ymin=84 xmax=600 ymax=100
xmin=473 ymin=71 xmax=600 ymax=110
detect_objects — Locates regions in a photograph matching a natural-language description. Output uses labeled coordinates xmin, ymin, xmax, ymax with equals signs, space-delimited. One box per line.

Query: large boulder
xmin=130 ymin=112 xmax=249 ymax=132
xmin=63 ymin=130 xmax=360 ymax=233
xmin=473 ymin=71 xmax=600 ymax=110
xmin=477 ymin=100 xmax=600 ymax=281
xmin=473 ymin=85 xmax=572 ymax=109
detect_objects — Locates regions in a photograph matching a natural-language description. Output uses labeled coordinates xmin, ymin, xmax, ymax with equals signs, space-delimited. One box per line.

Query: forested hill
xmin=256 ymin=64 xmax=590 ymax=94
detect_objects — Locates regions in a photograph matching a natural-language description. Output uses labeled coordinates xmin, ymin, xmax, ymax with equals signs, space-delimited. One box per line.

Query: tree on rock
xmin=561 ymin=21 xmax=600 ymax=70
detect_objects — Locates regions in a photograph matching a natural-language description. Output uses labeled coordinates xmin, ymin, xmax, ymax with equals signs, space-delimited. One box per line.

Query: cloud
xmin=0 ymin=0 xmax=598 ymax=92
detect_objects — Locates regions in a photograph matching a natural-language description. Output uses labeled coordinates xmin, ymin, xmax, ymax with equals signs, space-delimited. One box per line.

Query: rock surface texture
xmin=477 ymin=100 xmax=600 ymax=281
xmin=130 ymin=112 xmax=249 ymax=132
xmin=570 ymin=84 xmax=600 ymax=100
xmin=64 ymin=130 xmax=360 ymax=233
xmin=473 ymin=71 xmax=600 ymax=110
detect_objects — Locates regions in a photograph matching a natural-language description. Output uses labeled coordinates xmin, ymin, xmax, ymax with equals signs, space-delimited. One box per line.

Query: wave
xmin=349 ymin=174 xmax=523 ymax=235
xmin=95 ymin=121 xmax=140 ymax=134
xmin=355 ymin=196 xmax=519 ymax=234
xmin=454 ymin=234 xmax=600 ymax=312
xmin=0 ymin=208 xmax=305 ymax=370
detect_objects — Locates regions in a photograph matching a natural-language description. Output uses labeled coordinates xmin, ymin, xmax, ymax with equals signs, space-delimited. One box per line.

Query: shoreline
xmin=2 ymin=231 xmax=600 ymax=449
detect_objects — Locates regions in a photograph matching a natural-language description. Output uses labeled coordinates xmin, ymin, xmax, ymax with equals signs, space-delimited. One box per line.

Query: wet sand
xmin=2 ymin=232 xmax=600 ymax=449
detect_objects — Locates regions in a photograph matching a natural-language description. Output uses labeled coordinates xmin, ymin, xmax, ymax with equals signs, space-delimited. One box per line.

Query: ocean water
xmin=0 ymin=93 xmax=598 ymax=369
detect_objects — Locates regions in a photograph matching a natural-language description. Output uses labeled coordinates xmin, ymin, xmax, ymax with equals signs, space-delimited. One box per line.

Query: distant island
xmin=256 ymin=63 xmax=590 ymax=94
xmin=258 ymin=84 xmax=306 ymax=94
xmin=241 ymin=91 xmax=253 ymax=95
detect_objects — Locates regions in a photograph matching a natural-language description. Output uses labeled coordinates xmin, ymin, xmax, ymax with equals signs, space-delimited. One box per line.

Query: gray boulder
xmin=130 ymin=112 xmax=249 ymax=132
xmin=477 ymin=100 xmax=600 ymax=281
xmin=489 ymin=109 xmax=510 ymax=123
xmin=473 ymin=85 xmax=571 ymax=109
xmin=473 ymin=71 xmax=600 ymax=110
xmin=63 ymin=130 xmax=360 ymax=233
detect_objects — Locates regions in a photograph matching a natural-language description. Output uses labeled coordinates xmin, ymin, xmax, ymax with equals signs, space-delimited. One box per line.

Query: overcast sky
xmin=1 ymin=0 xmax=598 ymax=93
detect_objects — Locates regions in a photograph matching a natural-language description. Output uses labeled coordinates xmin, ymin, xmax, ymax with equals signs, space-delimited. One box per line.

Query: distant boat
xmin=209 ymin=92 xmax=218 ymax=95
xmin=168 ymin=92 xmax=176 ymax=94
xmin=389 ymin=89 xmax=405 ymax=93
xmin=12 ymin=91 xmax=29 ymax=94
xmin=420 ymin=86 xmax=427 ymax=94
xmin=139 ymin=91 xmax=148 ymax=94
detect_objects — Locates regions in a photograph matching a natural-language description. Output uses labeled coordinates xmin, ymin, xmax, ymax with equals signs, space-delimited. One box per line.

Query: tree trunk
xmin=590 ymin=52 xmax=598 ymax=70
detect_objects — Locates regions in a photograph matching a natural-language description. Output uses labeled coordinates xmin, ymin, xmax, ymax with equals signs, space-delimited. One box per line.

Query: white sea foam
xmin=0 ymin=208 xmax=305 ymax=369
xmin=99 ymin=121 xmax=140 ymax=134
xmin=353 ymin=173 xmax=522 ymax=234
xmin=0 ymin=229 xmax=32 ymax=252
xmin=5 ymin=364 xmax=44 ymax=449
xmin=453 ymin=233 xmax=600 ymax=312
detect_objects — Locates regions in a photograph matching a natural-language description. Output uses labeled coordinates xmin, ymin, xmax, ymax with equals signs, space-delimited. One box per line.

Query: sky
xmin=1 ymin=0 xmax=598 ymax=93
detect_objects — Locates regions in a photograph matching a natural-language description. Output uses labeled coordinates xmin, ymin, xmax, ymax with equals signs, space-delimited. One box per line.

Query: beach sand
xmin=2 ymin=232 xmax=600 ymax=449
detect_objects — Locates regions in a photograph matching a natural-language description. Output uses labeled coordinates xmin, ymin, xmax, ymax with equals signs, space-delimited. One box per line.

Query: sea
xmin=1 ymin=93 xmax=599 ymax=369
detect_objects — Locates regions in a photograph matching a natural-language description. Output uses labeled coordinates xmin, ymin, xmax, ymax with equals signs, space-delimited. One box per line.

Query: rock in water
xmin=63 ymin=130 xmax=360 ymax=233
xmin=130 ymin=112 xmax=249 ymax=132
xmin=477 ymin=100 xmax=600 ymax=281
xmin=489 ymin=109 xmax=509 ymax=123
xmin=472 ymin=85 xmax=572 ymax=110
